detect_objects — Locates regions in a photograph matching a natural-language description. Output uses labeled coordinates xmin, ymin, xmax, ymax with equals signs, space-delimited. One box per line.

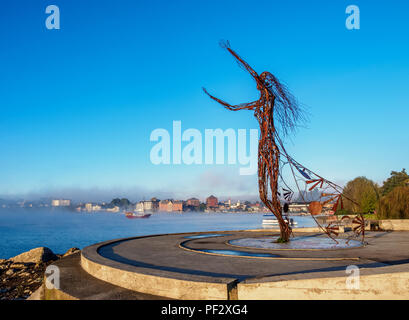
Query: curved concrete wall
xmin=238 ymin=267 xmax=409 ymax=300
xmin=81 ymin=243 xmax=235 ymax=300
xmin=378 ymin=220 xmax=409 ymax=231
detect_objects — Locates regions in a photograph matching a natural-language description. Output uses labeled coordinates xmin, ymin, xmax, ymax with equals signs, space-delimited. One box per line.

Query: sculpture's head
xmin=258 ymin=71 xmax=273 ymax=90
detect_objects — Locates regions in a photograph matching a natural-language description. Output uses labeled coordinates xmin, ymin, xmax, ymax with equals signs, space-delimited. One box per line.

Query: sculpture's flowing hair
xmin=262 ymin=72 xmax=306 ymax=137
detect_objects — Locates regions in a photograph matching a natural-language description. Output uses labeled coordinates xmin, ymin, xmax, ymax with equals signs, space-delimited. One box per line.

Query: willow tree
xmin=378 ymin=186 xmax=409 ymax=219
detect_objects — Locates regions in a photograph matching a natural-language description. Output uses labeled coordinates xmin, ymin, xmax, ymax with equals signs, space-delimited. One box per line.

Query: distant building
xmin=206 ymin=195 xmax=218 ymax=209
xmin=288 ymin=203 xmax=309 ymax=213
xmin=172 ymin=200 xmax=184 ymax=212
xmin=186 ymin=198 xmax=200 ymax=208
xmin=322 ymin=203 xmax=334 ymax=215
xmin=159 ymin=199 xmax=184 ymax=212
xmin=135 ymin=202 xmax=144 ymax=212
xmin=248 ymin=203 xmax=261 ymax=212
xmin=142 ymin=200 xmax=153 ymax=212
xmin=140 ymin=198 xmax=159 ymax=212
xmin=85 ymin=203 xmax=93 ymax=212
xmin=51 ymin=199 xmax=71 ymax=207
xmin=62 ymin=200 xmax=71 ymax=206
xmin=150 ymin=198 xmax=159 ymax=211
xmin=92 ymin=204 xmax=101 ymax=211
xmin=106 ymin=206 xmax=119 ymax=213
xmin=159 ymin=200 xmax=172 ymax=212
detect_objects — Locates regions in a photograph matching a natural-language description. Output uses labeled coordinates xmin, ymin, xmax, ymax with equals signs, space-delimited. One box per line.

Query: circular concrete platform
xmin=73 ymin=230 xmax=409 ymax=299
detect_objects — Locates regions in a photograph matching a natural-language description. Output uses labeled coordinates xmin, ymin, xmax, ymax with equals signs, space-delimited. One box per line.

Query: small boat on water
xmin=125 ymin=212 xmax=151 ymax=219
xmin=262 ymin=219 xmax=279 ymax=225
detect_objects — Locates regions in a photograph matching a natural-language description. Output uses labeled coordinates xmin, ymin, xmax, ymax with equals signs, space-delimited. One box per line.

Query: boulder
xmin=5 ymin=269 xmax=14 ymax=276
xmin=63 ymin=247 xmax=80 ymax=257
xmin=10 ymin=247 xmax=57 ymax=264
xmin=10 ymin=262 xmax=30 ymax=269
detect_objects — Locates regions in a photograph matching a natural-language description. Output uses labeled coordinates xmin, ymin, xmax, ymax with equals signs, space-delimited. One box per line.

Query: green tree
xmin=378 ymin=186 xmax=409 ymax=219
xmin=380 ymin=169 xmax=409 ymax=196
xmin=360 ymin=189 xmax=377 ymax=213
xmin=110 ymin=198 xmax=121 ymax=206
xmin=121 ymin=198 xmax=131 ymax=207
xmin=110 ymin=198 xmax=131 ymax=208
xmin=343 ymin=177 xmax=379 ymax=214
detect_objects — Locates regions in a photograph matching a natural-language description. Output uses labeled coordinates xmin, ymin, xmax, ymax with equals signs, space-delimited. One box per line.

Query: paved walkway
xmin=92 ymin=230 xmax=409 ymax=282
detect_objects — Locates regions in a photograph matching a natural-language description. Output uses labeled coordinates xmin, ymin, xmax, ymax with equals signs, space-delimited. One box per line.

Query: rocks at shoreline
xmin=10 ymin=247 xmax=58 ymax=264
xmin=63 ymin=247 xmax=80 ymax=257
xmin=0 ymin=247 xmax=81 ymax=300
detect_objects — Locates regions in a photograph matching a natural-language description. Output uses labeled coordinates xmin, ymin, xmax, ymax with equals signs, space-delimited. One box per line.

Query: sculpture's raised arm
xmin=220 ymin=41 xmax=260 ymax=83
xmin=202 ymin=87 xmax=259 ymax=111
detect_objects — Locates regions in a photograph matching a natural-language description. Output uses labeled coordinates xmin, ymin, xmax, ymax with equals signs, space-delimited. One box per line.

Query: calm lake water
xmin=0 ymin=209 xmax=316 ymax=259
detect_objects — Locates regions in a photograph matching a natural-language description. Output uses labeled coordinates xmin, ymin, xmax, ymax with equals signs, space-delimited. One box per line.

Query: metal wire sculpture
xmin=203 ymin=41 xmax=365 ymax=243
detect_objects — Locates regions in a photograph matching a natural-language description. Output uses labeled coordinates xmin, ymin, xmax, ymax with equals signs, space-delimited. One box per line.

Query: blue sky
xmin=0 ymin=0 xmax=408 ymax=202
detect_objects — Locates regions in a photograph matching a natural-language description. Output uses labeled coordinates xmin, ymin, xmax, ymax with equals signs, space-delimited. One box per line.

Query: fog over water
xmin=0 ymin=208 xmax=316 ymax=259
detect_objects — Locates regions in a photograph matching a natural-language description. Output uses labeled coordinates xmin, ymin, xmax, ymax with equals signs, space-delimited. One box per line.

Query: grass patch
xmin=275 ymin=237 xmax=288 ymax=243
